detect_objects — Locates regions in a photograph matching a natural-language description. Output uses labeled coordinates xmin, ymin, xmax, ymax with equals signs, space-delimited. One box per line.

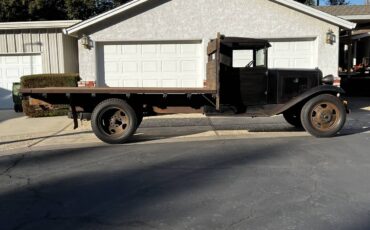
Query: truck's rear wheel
xmin=301 ymin=94 xmax=346 ymax=138
xmin=91 ymin=98 xmax=137 ymax=144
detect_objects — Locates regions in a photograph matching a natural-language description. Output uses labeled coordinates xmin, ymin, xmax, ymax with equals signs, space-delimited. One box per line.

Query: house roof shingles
xmin=315 ymin=5 xmax=370 ymax=16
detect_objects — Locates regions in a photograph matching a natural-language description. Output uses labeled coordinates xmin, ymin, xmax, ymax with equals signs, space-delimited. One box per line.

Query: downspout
xmin=347 ymin=30 xmax=353 ymax=74
xmin=94 ymin=41 xmax=100 ymax=87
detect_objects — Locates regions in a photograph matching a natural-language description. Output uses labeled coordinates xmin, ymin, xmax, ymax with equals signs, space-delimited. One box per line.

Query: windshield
xmin=232 ymin=48 xmax=267 ymax=68
xmin=256 ymin=48 xmax=266 ymax=67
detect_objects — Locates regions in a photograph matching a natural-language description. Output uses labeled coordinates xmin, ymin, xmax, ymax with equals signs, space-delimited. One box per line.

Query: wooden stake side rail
xmin=20 ymin=87 xmax=217 ymax=95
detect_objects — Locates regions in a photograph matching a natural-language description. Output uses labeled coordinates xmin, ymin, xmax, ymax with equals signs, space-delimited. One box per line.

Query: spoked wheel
xmin=91 ymin=99 xmax=137 ymax=144
xmin=301 ymin=94 xmax=346 ymax=138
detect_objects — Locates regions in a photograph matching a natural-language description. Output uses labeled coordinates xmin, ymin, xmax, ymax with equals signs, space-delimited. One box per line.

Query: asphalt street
xmin=1 ymin=131 xmax=370 ymax=230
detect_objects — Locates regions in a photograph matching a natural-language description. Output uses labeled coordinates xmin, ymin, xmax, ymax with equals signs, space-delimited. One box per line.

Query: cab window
xmin=232 ymin=48 xmax=266 ymax=68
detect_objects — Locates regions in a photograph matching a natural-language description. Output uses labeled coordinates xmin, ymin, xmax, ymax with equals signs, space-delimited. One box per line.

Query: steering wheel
xmin=245 ymin=60 xmax=254 ymax=68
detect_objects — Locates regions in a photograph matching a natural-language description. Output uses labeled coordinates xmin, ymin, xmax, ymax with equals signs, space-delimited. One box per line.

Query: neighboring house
xmin=316 ymin=5 xmax=370 ymax=72
xmin=64 ymin=0 xmax=355 ymax=89
xmin=0 ymin=20 xmax=80 ymax=109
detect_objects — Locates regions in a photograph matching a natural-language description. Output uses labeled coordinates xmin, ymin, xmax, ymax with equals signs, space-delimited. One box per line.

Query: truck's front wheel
xmin=301 ymin=94 xmax=346 ymax=138
xmin=91 ymin=98 xmax=137 ymax=144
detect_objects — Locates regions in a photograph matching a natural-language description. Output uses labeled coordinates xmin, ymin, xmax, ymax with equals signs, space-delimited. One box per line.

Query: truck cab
xmin=207 ymin=34 xmax=324 ymax=114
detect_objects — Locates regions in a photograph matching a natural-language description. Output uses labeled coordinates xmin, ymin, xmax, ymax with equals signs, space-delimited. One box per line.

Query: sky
xmin=319 ymin=0 xmax=365 ymax=5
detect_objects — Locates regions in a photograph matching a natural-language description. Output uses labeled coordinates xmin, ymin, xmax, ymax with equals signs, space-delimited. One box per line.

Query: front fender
xmin=275 ymin=85 xmax=345 ymax=115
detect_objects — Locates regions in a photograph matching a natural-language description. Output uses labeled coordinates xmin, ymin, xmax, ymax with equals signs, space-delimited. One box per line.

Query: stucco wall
xmin=77 ymin=0 xmax=340 ymax=82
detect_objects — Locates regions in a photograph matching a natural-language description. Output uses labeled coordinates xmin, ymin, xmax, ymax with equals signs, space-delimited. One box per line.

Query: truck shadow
xmin=0 ymin=141 xmax=283 ymax=229
xmin=339 ymin=97 xmax=370 ymax=136
xmin=1 ymin=139 xmax=369 ymax=230
xmin=0 ymin=87 xmax=18 ymax=122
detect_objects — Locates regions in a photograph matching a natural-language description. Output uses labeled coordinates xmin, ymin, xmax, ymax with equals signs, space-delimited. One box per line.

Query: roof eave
xmin=271 ymin=0 xmax=356 ymax=29
xmin=0 ymin=20 xmax=81 ymax=30
xmin=64 ymin=0 xmax=150 ymax=36
xmin=339 ymin=15 xmax=370 ymax=21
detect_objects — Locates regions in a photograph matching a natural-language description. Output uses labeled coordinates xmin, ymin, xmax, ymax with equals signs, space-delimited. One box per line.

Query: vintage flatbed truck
xmin=20 ymin=34 xmax=348 ymax=144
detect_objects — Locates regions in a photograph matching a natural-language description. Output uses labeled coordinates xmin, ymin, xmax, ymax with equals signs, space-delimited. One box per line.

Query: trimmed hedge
xmin=21 ymin=73 xmax=80 ymax=117
xmin=21 ymin=73 xmax=80 ymax=88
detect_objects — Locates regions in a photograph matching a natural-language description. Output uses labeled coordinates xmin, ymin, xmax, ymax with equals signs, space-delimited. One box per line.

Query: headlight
xmin=321 ymin=75 xmax=334 ymax=85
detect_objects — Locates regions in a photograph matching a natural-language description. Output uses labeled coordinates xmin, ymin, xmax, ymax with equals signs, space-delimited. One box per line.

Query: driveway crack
xmin=0 ymin=154 xmax=25 ymax=178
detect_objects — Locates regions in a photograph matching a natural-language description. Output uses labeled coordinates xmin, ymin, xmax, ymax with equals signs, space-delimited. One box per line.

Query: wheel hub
xmin=311 ymin=102 xmax=339 ymax=131
xmin=320 ymin=111 xmax=333 ymax=123
xmin=101 ymin=109 xmax=128 ymax=136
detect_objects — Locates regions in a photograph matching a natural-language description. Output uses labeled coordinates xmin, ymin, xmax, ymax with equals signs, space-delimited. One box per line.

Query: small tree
xmin=65 ymin=0 xmax=96 ymax=20
xmin=296 ymin=0 xmax=317 ymax=5
xmin=326 ymin=0 xmax=350 ymax=5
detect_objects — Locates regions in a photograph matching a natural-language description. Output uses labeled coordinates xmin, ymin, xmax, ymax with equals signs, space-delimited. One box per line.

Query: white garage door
xmin=268 ymin=39 xmax=317 ymax=69
xmin=0 ymin=54 xmax=42 ymax=109
xmin=102 ymin=41 xmax=204 ymax=88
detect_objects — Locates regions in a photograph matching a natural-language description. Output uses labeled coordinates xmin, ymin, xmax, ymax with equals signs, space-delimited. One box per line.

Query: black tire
xmin=136 ymin=112 xmax=143 ymax=129
xmin=14 ymin=104 xmax=23 ymax=113
xmin=91 ymin=98 xmax=137 ymax=144
xmin=301 ymin=94 xmax=346 ymax=138
xmin=133 ymin=104 xmax=143 ymax=130
xmin=283 ymin=109 xmax=302 ymax=128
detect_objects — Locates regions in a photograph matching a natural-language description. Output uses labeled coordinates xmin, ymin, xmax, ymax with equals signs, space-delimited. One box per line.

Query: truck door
xmin=233 ymin=48 xmax=268 ymax=106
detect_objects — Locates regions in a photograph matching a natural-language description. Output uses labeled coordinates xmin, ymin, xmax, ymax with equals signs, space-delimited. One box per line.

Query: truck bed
xmin=20 ymin=87 xmax=217 ymax=95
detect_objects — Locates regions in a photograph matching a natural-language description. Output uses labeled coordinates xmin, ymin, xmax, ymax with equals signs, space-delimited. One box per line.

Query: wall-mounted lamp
xmin=326 ymin=29 xmax=336 ymax=45
xmin=81 ymin=34 xmax=93 ymax=49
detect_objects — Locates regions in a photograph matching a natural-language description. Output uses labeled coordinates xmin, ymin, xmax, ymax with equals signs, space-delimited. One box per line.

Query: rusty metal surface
xmin=153 ymin=107 xmax=203 ymax=114
xmin=20 ymin=87 xmax=217 ymax=95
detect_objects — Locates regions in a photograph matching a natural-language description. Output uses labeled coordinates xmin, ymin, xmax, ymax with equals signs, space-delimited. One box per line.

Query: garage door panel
xmin=106 ymin=79 xmax=121 ymax=87
xmin=142 ymin=45 xmax=157 ymax=56
xmin=123 ymin=62 xmax=138 ymax=72
xmin=161 ymin=44 xmax=177 ymax=55
xmin=181 ymin=60 xmax=198 ymax=73
xmin=269 ymin=39 xmax=316 ymax=69
xmin=162 ymin=61 xmax=177 ymax=72
xmin=5 ymin=56 xmax=19 ymax=64
xmin=142 ymin=79 xmax=158 ymax=87
xmin=122 ymin=45 xmax=138 ymax=55
xmin=23 ymin=68 xmax=32 ymax=75
xmin=294 ymin=42 xmax=312 ymax=52
xmin=273 ymin=42 xmax=290 ymax=52
xmin=123 ymin=80 xmax=140 ymax=87
xmin=103 ymin=41 xmax=203 ymax=88
xmin=294 ymin=59 xmax=312 ymax=68
xmin=105 ymin=62 xmax=120 ymax=73
xmin=142 ymin=61 xmax=159 ymax=72
xmin=6 ymin=69 xmax=20 ymax=78
xmin=0 ymin=54 xmax=42 ymax=109
xmin=162 ymin=79 xmax=178 ymax=87
xmin=270 ymin=59 xmax=289 ymax=68
xmin=181 ymin=44 xmax=199 ymax=55
xmin=104 ymin=45 xmax=121 ymax=54
xmin=182 ymin=79 xmax=198 ymax=88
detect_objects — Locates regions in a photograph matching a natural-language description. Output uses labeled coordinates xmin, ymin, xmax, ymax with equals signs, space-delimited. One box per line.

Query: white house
xmin=0 ymin=20 xmax=80 ymax=109
xmin=63 ymin=0 xmax=355 ymax=90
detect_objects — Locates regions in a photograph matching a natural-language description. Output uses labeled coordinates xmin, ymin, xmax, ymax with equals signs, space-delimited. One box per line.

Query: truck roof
xmin=220 ymin=37 xmax=271 ymax=49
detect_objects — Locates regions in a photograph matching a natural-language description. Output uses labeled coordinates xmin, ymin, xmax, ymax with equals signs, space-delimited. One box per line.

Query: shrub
xmin=21 ymin=73 xmax=80 ymax=117
xmin=21 ymin=73 xmax=80 ymax=88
